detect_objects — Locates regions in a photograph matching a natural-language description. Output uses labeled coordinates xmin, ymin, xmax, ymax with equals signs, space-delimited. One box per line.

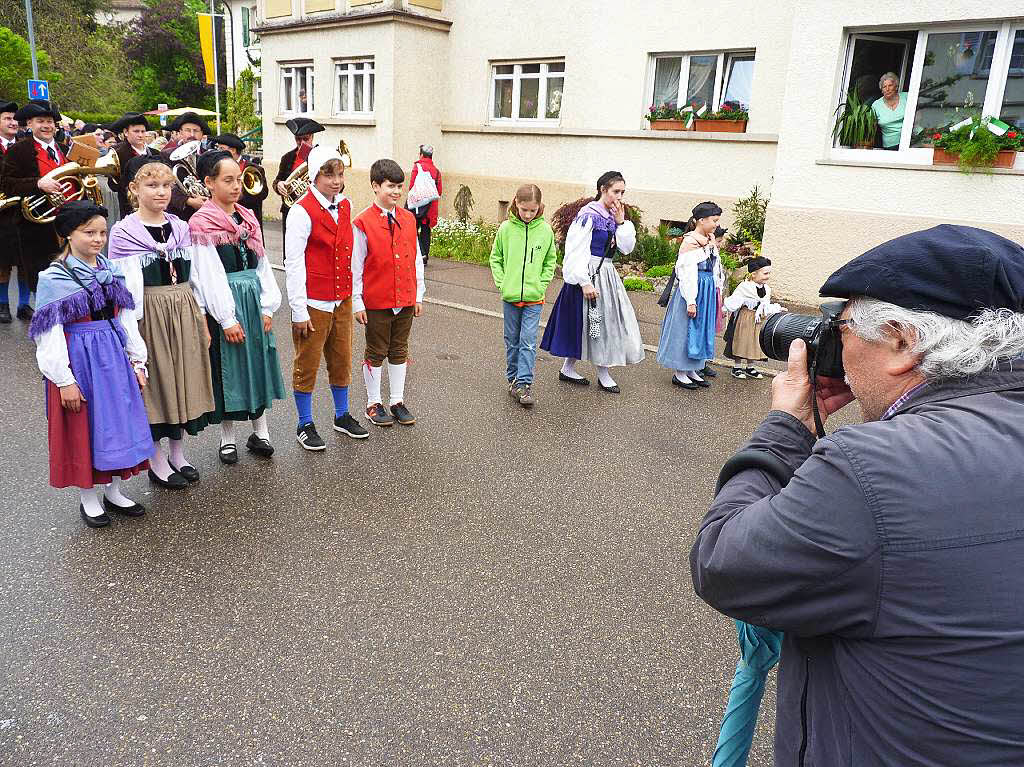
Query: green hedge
xmin=623 ymin=277 xmax=654 ymax=292
xmin=62 ymin=112 xmax=124 ymax=128
xmin=645 ymin=264 xmax=673 ymax=279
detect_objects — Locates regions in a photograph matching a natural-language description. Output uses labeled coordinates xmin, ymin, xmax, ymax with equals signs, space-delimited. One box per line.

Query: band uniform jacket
xmin=1 ymin=138 xmax=61 ymax=289
xmin=274 ymin=147 xmax=299 ymax=220
xmin=0 ymin=140 xmax=24 ymax=271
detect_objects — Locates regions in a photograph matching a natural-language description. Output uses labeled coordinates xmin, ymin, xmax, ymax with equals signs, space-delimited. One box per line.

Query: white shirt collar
xmin=373 ymin=201 xmax=398 ymax=218
xmin=34 ymin=135 xmax=57 ymax=152
xmin=310 ymin=185 xmax=344 ymax=210
xmin=0 ymin=136 xmax=14 ymax=148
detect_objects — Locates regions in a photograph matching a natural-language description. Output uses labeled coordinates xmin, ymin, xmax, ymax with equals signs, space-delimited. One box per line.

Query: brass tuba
xmin=280 ymin=139 xmax=351 ymax=207
xmin=0 ymin=193 xmax=21 ymax=213
xmin=21 ymin=159 xmax=120 ymax=224
xmin=169 ymin=140 xmax=211 ymax=200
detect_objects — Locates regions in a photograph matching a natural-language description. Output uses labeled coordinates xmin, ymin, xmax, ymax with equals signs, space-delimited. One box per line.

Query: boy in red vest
xmin=352 ymin=159 xmax=425 ymax=427
xmin=285 ymin=144 xmax=369 ymax=450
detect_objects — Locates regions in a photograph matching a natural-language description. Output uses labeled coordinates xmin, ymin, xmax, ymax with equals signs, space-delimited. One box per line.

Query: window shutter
xmin=242 ymin=6 xmax=250 ymax=47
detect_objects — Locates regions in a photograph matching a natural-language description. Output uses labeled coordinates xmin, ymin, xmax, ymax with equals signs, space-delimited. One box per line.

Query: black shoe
xmin=103 ymin=496 xmax=146 ymax=517
xmin=598 ymin=381 xmax=621 ymax=394
xmin=672 ymin=376 xmax=698 ymax=390
xmin=80 ymin=504 xmax=111 ymax=528
xmin=731 ymin=368 xmax=749 ymax=379
xmin=366 ymin=403 xmax=394 ymax=427
xmin=692 ymin=378 xmax=712 ymax=388
xmin=169 ymin=462 xmax=200 ymax=483
xmin=701 ymin=366 xmax=718 ymax=378
xmin=218 ymin=443 xmax=238 ymax=464
xmin=296 ymin=422 xmax=326 ymax=451
xmin=559 ymin=371 xmax=590 ymax=386
xmin=746 ymin=367 xmax=765 ymax=380
xmin=390 ymin=402 xmax=416 ymax=425
xmin=334 ymin=413 xmax=369 ymax=439
xmin=148 ymin=468 xmax=189 ymax=489
xmin=246 ymin=433 xmax=274 ymax=457
xmin=0 ymin=304 xmax=11 ymax=323
xmin=16 ymin=304 xmax=33 ymax=321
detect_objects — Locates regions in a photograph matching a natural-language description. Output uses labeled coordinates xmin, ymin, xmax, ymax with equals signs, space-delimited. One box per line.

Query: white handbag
xmin=406 ymin=162 xmax=440 ymax=211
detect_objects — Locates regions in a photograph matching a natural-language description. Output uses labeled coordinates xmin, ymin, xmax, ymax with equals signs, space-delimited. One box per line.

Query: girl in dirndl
xmin=31 ymin=201 xmax=153 ymax=528
xmin=188 ymin=150 xmax=285 ymax=465
xmin=540 ymin=171 xmax=645 ymax=393
xmin=108 ymin=156 xmax=216 ymax=490
xmin=656 ymin=201 xmax=723 ymax=390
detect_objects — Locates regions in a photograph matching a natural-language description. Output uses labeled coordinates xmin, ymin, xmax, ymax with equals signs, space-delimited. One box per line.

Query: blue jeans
xmin=503 ymin=302 xmax=542 ymax=385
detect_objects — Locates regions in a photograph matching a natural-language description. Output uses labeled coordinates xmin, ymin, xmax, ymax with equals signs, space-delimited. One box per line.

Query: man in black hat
xmin=691 ymin=225 xmax=1024 ymax=765
xmin=273 ymin=117 xmax=323 ymax=249
xmin=0 ymin=98 xmax=29 ymax=322
xmin=109 ymin=113 xmax=159 ymax=220
xmin=1 ymin=100 xmax=67 ymax=314
xmin=161 ymin=112 xmax=210 ymax=223
xmin=211 ymin=132 xmax=268 ymax=227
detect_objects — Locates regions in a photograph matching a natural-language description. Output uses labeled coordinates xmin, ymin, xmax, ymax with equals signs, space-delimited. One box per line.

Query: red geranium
xmin=932 ymin=132 xmax=942 ymax=140
xmin=1009 ymin=131 xmax=1018 ymax=138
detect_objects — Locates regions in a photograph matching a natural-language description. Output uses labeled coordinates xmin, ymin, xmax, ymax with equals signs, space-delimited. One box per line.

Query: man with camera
xmin=691 ymin=225 xmax=1024 ymax=765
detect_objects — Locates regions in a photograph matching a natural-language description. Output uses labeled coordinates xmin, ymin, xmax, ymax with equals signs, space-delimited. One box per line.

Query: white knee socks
xmin=150 ymin=439 xmax=174 ymax=480
xmin=561 ymin=358 xmax=583 ymax=379
xmin=364 ymin=363 xmax=383 ymax=407
xmin=595 ymin=365 xmax=617 ymax=388
xmin=168 ymin=437 xmax=191 ymax=469
xmin=252 ymin=414 xmax=270 ymax=440
xmin=388 ymin=362 xmax=407 ymax=406
xmin=220 ymin=420 xmax=236 ymax=447
xmin=674 ymin=370 xmax=692 ymax=383
xmin=103 ymin=477 xmax=135 ymax=508
xmin=80 ymin=487 xmax=105 ymax=517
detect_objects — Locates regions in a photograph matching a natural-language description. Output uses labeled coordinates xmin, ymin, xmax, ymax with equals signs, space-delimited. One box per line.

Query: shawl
xmin=187 ymin=199 xmax=265 ymax=260
xmin=574 ymin=200 xmax=619 ymax=234
xmin=29 ymin=254 xmax=135 ymax=339
xmin=723 ymin=279 xmax=782 ymax=321
xmin=107 ymin=212 xmax=193 ymax=267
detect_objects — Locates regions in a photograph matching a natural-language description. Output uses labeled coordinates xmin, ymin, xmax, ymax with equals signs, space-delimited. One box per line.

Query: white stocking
xmin=103 ymin=477 xmax=135 ymax=508
xmin=595 ymin=365 xmax=617 ymax=388
xmin=560 ymin=358 xmax=582 ymax=379
xmin=80 ymin=487 xmax=104 ymax=517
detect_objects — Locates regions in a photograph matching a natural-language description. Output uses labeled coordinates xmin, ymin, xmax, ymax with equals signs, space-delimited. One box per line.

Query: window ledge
xmin=816 ymin=158 xmax=1024 ymax=175
xmin=441 ymin=123 xmax=778 ymax=143
xmin=274 ymin=115 xmax=376 ymax=127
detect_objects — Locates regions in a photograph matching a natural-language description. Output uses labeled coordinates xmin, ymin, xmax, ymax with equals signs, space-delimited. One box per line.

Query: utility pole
xmin=24 ymin=0 xmax=39 ymax=79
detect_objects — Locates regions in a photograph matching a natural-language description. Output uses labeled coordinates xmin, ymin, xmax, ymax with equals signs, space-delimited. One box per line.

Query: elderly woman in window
xmin=871 ymin=72 xmax=907 ymax=150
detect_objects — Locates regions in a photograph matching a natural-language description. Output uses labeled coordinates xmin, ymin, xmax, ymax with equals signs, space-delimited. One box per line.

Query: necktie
xmin=387 ymin=213 xmax=395 ymax=236
xmin=47 ymin=146 xmax=57 ymax=164
xmin=328 ymin=204 xmax=337 ymax=211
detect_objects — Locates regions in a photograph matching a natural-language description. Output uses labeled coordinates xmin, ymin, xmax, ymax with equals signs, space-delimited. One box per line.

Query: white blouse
xmin=561 ymin=217 xmax=637 ymax=287
xmin=189 ymin=244 xmax=282 ymax=330
xmin=35 ymin=308 xmax=148 ymax=388
xmin=674 ymin=235 xmax=718 ymax=305
xmin=724 ymin=279 xmax=784 ymax=320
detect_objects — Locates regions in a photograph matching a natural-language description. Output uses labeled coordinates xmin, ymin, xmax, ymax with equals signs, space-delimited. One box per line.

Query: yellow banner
xmin=198 ymin=13 xmax=215 ymax=86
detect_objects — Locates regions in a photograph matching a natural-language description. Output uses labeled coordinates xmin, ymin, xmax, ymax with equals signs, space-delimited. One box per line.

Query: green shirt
xmin=872 ymin=93 xmax=907 ymax=148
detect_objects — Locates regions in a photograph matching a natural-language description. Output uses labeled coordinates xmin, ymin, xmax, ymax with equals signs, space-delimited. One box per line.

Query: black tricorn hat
xmin=210 ymin=133 xmax=245 ymax=151
xmin=15 ymin=99 xmax=60 ymax=123
xmin=0 ymin=100 xmax=18 ymax=115
xmin=285 ymin=117 xmax=324 ymax=137
xmin=168 ymin=112 xmax=210 ymax=134
xmin=111 ymin=112 xmax=151 ymax=132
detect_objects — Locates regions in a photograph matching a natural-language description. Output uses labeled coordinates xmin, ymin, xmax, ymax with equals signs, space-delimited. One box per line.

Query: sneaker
xmin=366 ymin=403 xmax=394 ymax=427
xmin=514 ymin=384 xmax=535 ymax=408
xmin=296 ymin=422 xmax=326 ymax=451
xmin=390 ymin=402 xmax=416 ymax=426
xmin=731 ymin=368 xmax=749 ymax=379
xmin=0 ymin=304 xmax=11 ymax=323
xmin=746 ymin=367 xmax=765 ymax=379
xmin=334 ymin=413 xmax=369 ymax=439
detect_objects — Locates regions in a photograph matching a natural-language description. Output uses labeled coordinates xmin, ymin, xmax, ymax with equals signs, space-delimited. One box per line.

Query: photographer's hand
xmin=771 ymin=339 xmax=855 ymax=435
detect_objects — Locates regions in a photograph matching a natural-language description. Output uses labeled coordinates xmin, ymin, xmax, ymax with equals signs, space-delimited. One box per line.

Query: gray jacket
xmin=691 ymin=366 xmax=1024 ymax=766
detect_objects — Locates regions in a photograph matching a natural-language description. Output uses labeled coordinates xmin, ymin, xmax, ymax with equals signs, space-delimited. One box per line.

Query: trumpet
xmin=280 ymin=139 xmax=352 ymax=207
xmin=21 ymin=158 xmax=120 ymax=224
xmin=241 ymin=163 xmax=265 ymax=197
xmin=169 ymin=140 xmax=211 ymax=201
xmin=0 ymin=193 xmax=21 ymax=213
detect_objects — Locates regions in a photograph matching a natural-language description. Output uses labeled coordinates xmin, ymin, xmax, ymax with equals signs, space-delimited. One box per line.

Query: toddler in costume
xmin=723 ymin=256 xmax=783 ymax=379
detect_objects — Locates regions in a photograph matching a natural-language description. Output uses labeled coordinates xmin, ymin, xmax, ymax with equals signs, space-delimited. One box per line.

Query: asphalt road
xmin=0 ymin=224 xmax=862 ymax=766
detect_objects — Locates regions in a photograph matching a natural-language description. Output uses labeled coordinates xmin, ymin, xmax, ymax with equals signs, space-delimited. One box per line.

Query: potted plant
xmin=932 ymin=116 xmax=1021 ymax=172
xmin=832 ymin=88 xmax=878 ymax=149
xmin=646 ymin=103 xmax=688 ymax=131
xmin=694 ymin=102 xmax=749 ymax=133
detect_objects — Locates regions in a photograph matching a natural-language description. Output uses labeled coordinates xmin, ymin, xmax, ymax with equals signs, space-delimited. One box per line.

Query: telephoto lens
xmin=759 ymin=302 xmax=846 ymax=378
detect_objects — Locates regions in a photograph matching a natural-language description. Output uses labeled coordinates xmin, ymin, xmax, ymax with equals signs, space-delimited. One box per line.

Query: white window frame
xmin=830 ymin=20 xmax=1023 ymax=166
xmin=646 ymin=50 xmax=755 ymax=122
xmin=488 ymin=59 xmax=565 ymax=124
xmin=280 ymin=63 xmax=314 ymax=115
xmin=254 ymin=76 xmax=262 ymax=115
xmin=333 ymin=58 xmax=375 ymax=116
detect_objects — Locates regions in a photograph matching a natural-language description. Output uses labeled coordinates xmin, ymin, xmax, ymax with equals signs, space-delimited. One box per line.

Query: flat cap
xmin=820 ymin=225 xmax=1024 ymax=320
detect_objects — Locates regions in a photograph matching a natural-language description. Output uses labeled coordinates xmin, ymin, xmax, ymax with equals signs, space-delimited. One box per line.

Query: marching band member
xmin=161 ymin=112 xmax=210 ymax=223
xmin=0 ymin=98 xmax=29 ymax=323
xmin=273 ymin=118 xmax=322 ymax=253
xmin=109 ymin=113 xmax=158 ymax=220
xmin=1 ymin=99 xmax=67 ymax=316
xmin=211 ymin=133 xmax=268 ymax=228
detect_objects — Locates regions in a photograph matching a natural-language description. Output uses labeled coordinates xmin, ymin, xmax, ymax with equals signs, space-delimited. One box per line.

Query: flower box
xmin=694 ymin=119 xmax=747 ymax=133
xmin=932 ymin=148 xmax=1017 ymax=168
xmin=649 ymin=119 xmax=688 ymax=131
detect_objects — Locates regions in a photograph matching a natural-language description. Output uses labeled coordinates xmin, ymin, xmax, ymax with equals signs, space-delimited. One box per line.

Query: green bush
xmin=730 ymin=185 xmax=769 ymax=244
xmin=644 ymin=264 xmax=674 ymax=278
xmin=63 ymin=112 xmax=125 ymax=128
xmin=430 ymin=218 xmax=499 ymax=265
xmin=623 ymin=277 xmax=654 ymax=292
xmin=634 ymin=224 xmax=679 ymax=269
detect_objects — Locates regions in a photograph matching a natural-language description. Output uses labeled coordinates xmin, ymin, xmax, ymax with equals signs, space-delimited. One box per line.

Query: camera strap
xmin=809 ymin=351 xmax=826 ymax=439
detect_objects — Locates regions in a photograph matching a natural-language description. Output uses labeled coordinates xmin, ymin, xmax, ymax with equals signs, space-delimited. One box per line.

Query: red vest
xmin=298 ymin=191 xmax=353 ymax=302
xmin=34 ymin=140 xmax=65 ymax=175
xmin=353 ymin=205 xmax=418 ymax=310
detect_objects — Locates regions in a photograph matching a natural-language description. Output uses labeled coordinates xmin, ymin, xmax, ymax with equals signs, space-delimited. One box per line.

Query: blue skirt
xmin=540 ymin=282 xmax=584 ymax=360
xmin=656 ymin=271 xmax=716 ymax=371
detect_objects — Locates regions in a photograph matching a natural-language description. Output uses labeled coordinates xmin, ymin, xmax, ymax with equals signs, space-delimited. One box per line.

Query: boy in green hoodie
xmin=489 ymin=184 xmax=558 ymax=408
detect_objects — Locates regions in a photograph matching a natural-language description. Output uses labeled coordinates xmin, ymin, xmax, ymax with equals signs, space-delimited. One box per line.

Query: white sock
xmin=103 ymin=477 xmax=135 ymax=508
xmin=168 ymin=437 xmax=191 ymax=469
xmin=80 ymin=487 xmax=104 ymax=517
xmin=690 ymin=370 xmax=705 ymax=383
xmin=220 ymin=420 xmax=236 ymax=447
xmin=363 ymin=363 xmax=382 ymax=407
xmin=596 ymin=365 xmax=616 ymax=388
xmin=252 ymin=413 xmax=270 ymax=440
xmin=149 ymin=440 xmax=174 ymax=481
xmin=387 ymin=362 xmax=407 ymax=406
xmin=560 ymin=358 xmax=583 ymax=379
xmin=674 ymin=370 xmax=692 ymax=383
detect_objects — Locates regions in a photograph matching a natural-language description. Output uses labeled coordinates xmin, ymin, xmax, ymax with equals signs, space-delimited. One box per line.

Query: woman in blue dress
xmin=657 ymin=201 xmax=723 ymax=389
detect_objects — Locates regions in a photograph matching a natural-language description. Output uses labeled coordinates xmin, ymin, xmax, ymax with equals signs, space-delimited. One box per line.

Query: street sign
xmin=27 ymin=79 xmax=49 ymax=100
xmin=158 ymin=103 xmax=168 ymax=127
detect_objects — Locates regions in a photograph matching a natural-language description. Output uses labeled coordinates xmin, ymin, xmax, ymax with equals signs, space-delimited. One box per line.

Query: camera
xmin=759 ymin=301 xmax=846 ymax=378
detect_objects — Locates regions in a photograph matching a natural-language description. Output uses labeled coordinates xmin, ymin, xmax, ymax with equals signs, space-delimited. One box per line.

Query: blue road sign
xmin=27 ymin=80 xmax=49 ymax=100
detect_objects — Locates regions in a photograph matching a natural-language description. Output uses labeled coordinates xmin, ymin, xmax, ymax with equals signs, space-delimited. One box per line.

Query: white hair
xmin=847 ymin=296 xmax=1024 ymax=379
xmin=879 ymin=72 xmax=900 ymax=90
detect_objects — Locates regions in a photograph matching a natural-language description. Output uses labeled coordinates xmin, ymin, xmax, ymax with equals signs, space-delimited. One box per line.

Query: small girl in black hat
xmin=723 ymin=256 xmax=784 ymax=379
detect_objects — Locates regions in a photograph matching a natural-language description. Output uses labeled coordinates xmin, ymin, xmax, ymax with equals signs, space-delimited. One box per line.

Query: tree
xmin=0 ymin=26 xmax=58 ymax=100
xmin=226 ymin=68 xmax=260 ymax=134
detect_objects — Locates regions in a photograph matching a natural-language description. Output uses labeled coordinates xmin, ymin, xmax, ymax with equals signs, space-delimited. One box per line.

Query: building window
xmin=490 ymin=60 xmax=564 ymax=122
xmin=281 ymin=64 xmax=313 ymax=114
xmin=334 ymin=59 xmax=375 ymax=115
xmin=649 ymin=51 xmax=755 ymax=114
xmin=834 ymin=21 xmax=1024 ymax=159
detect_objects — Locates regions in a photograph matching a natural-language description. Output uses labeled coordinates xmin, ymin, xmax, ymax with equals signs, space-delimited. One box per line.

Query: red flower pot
xmin=694 ymin=119 xmax=747 ymax=133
